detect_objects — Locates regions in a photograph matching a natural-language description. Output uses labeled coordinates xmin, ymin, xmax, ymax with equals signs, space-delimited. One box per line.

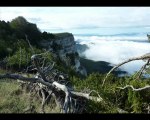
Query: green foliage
xmin=0 ymin=41 xmax=9 ymax=59
xmin=0 ymin=16 xmax=73 ymax=61
xmin=0 ymin=20 xmax=13 ymax=38
xmin=0 ymin=16 xmax=45 ymax=59
xmin=116 ymin=77 xmax=150 ymax=113
xmin=6 ymin=48 xmax=30 ymax=69
xmin=6 ymin=46 xmax=43 ymax=70
xmin=9 ymin=16 xmax=42 ymax=45
xmin=41 ymin=52 xmax=54 ymax=61
xmin=41 ymin=31 xmax=55 ymax=39
xmin=69 ymin=72 xmax=150 ymax=113
xmin=1 ymin=57 xmax=150 ymax=113
xmin=9 ymin=16 xmax=28 ymax=31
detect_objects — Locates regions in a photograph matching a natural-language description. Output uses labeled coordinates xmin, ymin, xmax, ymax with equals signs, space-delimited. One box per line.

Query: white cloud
xmin=75 ymin=35 xmax=150 ymax=74
xmin=1 ymin=7 xmax=150 ymax=31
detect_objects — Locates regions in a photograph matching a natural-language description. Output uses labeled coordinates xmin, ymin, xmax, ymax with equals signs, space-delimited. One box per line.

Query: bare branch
xmin=0 ymin=73 xmax=54 ymax=90
xmin=40 ymin=89 xmax=46 ymax=113
xmin=88 ymin=90 xmax=102 ymax=100
xmin=102 ymin=53 xmax=150 ymax=86
xmin=135 ymin=59 xmax=150 ymax=79
xmin=0 ymin=73 xmax=37 ymax=82
xmin=43 ymin=62 xmax=55 ymax=74
xmin=71 ymin=91 xmax=103 ymax=102
xmin=25 ymin=34 xmax=35 ymax=54
xmin=41 ymin=58 xmax=46 ymax=70
xmin=31 ymin=54 xmax=49 ymax=82
xmin=117 ymin=85 xmax=150 ymax=91
xmin=0 ymin=73 xmax=102 ymax=113
xmin=117 ymin=108 xmax=128 ymax=113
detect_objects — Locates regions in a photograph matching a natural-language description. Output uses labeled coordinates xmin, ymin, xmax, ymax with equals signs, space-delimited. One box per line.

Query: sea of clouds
xmin=74 ymin=34 xmax=150 ymax=74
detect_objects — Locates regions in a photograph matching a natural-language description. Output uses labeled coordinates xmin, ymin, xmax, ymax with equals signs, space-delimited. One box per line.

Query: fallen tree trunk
xmin=0 ymin=35 xmax=104 ymax=113
xmin=0 ymin=73 xmax=102 ymax=113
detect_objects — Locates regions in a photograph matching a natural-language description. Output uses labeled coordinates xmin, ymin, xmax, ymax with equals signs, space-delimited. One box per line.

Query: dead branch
xmin=0 ymin=73 xmax=102 ymax=113
xmin=31 ymin=54 xmax=51 ymax=82
xmin=117 ymin=108 xmax=128 ymax=113
xmin=25 ymin=34 xmax=35 ymax=54
xmin=117 ymin=85 xmax=150 ymax=91
xmin=135 ymin=59 xmax=150 ymax=79
xmin=0 ymin=44 xmax=103 ymax=113
xmin=40 ymin=88 xmax=46 ymax=113
xmin=71 ymin=91 xmax=103 ymax=102
xmin=102 ymin=53 xmax=150 ymax=86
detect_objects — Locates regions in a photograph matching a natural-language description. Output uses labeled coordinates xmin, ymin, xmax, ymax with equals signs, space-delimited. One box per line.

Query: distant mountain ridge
xmin=74 ymin=32 xmax=148 ymax=37
xmin=80 ymin=57 xmax=127 ymax=75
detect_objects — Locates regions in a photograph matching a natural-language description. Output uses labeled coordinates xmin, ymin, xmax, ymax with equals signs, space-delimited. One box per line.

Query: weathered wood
xmin=117 ymin=85 xmax=150 ymax=91
xmin=102 ymin=53 xmax=150 ymax=86
xmin=136 ymin=59 xmax=150 ymax=79
xmin=0 ymin=73 xmax=102 ymax=113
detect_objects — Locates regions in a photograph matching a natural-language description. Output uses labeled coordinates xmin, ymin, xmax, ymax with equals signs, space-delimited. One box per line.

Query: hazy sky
xmin=1 ymin=7 xmax=150 ymax=34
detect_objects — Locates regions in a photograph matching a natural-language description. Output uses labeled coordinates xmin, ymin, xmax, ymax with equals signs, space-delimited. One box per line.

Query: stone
xmin=40 ymin=33 xmax=87 ymax=76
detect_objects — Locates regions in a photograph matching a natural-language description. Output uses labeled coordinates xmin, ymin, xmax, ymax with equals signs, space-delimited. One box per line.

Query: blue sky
xmin=1 ymin=7 xmax=150 ymax=34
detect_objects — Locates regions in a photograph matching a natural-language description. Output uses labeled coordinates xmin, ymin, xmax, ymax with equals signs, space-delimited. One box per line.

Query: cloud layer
xmin=75 ymin=35 xmax=150 ymax=74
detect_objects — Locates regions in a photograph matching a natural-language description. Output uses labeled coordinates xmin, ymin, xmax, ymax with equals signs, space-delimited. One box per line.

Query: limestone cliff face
xmin=40 ymin=33 xmax=87 ymax=76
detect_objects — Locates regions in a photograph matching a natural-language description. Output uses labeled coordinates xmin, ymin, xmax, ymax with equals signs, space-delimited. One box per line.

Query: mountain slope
xmin=80 ymin=57 xmax=127 ymax=75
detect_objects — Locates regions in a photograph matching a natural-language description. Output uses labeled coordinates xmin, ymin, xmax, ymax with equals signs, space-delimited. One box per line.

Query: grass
xmin=0 ymin=79 xmax=29 ymax=113
xmin=0 ymin=68 xmax=66 ymax=113
xmin=0 ymin=77 xmax=61 ymax=113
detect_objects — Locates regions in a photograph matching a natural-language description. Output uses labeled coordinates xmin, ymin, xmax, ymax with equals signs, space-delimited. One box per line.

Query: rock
xmin=40 ymin=33 xmax=87 ymax=76
xmin=147 ymin=34 xmax=150 ymax=42
xmin=76 ymin=43 xmax=89 ymax=57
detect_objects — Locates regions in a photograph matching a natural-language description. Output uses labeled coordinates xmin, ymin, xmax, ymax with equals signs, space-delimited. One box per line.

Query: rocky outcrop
xmin=76 ymin=43 xmax=89 ymax=57
xmin=147 ymin=34 xmax=150 ymax=42
xmin=40 ymin=33 xmax=87 ymax=76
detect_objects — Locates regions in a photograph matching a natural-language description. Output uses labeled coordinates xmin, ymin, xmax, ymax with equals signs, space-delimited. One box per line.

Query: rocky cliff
xmin=40 ymin=33 xmax=87 ymax=76
xmin=147 ymin=34 xmax=150 ymax=42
